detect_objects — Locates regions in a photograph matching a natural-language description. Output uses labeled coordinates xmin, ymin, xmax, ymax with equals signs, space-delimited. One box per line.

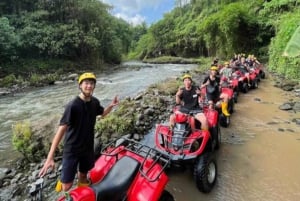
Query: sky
xmin=101 ymin=0 xmax=176 ymax=26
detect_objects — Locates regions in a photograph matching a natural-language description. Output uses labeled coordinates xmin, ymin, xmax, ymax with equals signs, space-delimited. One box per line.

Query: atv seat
xmin=91 ymin=156 xmax=140 ymax=201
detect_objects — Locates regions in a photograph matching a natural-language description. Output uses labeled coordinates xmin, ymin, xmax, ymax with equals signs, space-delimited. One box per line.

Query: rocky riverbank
xmin=0 ymin=69 xmax=300 ymax=201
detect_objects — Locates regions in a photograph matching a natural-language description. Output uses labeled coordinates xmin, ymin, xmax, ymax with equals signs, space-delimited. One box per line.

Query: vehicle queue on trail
xmin=154 ymin=53 xmax=265 ymax=195
xmin=32 ymin=53 xmax=265 ymax=201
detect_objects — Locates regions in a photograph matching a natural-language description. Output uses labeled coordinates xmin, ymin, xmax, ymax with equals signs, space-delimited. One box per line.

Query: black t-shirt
xmin=179 ymin=85 xmax=200 ymax=110
xmin=203 ymin=75 xmax=220 ymax=95
xmin=60 ymin=96 xmax=104 ymax=155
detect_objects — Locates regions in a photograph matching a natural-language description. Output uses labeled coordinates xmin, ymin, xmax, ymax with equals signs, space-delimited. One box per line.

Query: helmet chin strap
xmin=79 ymin=88 xmax=93 ymax=100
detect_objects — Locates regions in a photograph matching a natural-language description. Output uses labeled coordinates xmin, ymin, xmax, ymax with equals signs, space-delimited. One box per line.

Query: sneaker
xmin=55 ymin=180 xmax=62 ymax=192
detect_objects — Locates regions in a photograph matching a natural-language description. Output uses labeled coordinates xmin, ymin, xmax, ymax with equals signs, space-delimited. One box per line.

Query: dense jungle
xmin=0 ymin=0 xmax=299 ymax=85
xmin=0 ymin=0 xmax=300 ymax=200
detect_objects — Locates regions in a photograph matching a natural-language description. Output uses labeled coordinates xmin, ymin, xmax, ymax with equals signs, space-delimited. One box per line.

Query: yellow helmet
xmin=182 ymin=74 xmax=192 ymax=81
xmin=78 ymin=72 xmax=96 ymax=84
xmin=210 ymin=66 xmax=218 ymax=71
xmin=224 ymin=61 xmax=229 ymax=65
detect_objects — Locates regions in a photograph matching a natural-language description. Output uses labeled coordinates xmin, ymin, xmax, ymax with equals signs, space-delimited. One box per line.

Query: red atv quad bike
xmin=59 ymin=138 xmax=174 ymax=201
xmin=250 ymin=64 xmax=266 ymax=82
xmin=237 ymin=66 xmax=259 ymax=90
xmin=54 ymin=137 xmax=174 ymax=201
xmin=155 ymin=106 xmax=219 ymax=193
xmin=228 ymin=73 xmax=240 ymax=101
xmin=220 ymin=76 xmax=238 ymax=104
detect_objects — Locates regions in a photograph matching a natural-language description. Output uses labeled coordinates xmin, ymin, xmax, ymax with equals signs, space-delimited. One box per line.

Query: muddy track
xmin=166 ymin=75 xmax=300 ymax=201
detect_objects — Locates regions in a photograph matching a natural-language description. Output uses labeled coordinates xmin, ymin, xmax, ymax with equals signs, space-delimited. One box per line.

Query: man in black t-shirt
xmin=39 ymin=72 xmax=119 ymax=195
xmin=201 ymin=66 xmax=230 ymax=116
xmin=169 ymin=74 xmax=208 ymax=131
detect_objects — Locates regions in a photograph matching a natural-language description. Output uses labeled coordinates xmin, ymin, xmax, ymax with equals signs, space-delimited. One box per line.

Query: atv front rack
xmin=101 ymin=137 xmax=171 ymax=182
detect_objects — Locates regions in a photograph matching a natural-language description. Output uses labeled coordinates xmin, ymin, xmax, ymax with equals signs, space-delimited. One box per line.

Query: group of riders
xmin=37 ymin=52 xmax=262 ymax=200
xmin=169 ymin=53 xmax=262 ymax=131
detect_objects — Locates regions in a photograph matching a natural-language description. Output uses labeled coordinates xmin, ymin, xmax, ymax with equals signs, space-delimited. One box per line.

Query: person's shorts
xmin=61 ymin=151 xmax=94 ymax=183
xmin=206 ymin=92 xmax=220 ymax=103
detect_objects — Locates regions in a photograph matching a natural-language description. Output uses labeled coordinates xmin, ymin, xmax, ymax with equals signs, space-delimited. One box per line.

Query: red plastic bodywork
xmin=57 ymin=146 xmax=169 ymax=201
xmin=155 ymin=107 xmax=218 ymax=156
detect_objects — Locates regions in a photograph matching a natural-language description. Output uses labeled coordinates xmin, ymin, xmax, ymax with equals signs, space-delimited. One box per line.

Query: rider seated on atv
xmin=240 ymin=57 xmax=252 ymax=87
xmin=169 ymin=74 xmax=209 ymax=131
xmin=201 ymin=66 xmax=230 ymax=117
xmin=219 ymin=61 xmax=232 ymax=80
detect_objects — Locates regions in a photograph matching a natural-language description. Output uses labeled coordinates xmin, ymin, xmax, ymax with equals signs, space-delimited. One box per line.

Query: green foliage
xmin=143 ymin=56 xmax=201 ymax=64
xmin=0 ymin=17 xmax=20 ymax=63
xmin=1 ymin=0 xmax=135 ymax=72
xmin=130 ymin=1 xmax=267 ymax=60
xmin=12 ymin=121 xmax=33 ymax=160
xmin=268 ymin=11 xmax=300 ymax=79
xmin=149 ymin=78 xmax=180 ymax=96
xmin=283 ymin=26 xmax=300 ymax=57
xmin=0 ymin=74 xmax=17 ymax=87
xmin=95 ymin=100 xmax=136 ymax=142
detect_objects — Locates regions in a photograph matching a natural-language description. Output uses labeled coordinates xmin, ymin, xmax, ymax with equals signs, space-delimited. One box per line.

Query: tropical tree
xmin=283 ymin=25 xmax=300 ymax=58
xmin=0 ymin=17 xmax=19 ymax=63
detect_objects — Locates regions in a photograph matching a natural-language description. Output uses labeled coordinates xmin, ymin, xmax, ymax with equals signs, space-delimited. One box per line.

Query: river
xmin=0 ymin=61 xmax=197 ymax=166
xmin=1 ymin=63 xmax=300 ymax=201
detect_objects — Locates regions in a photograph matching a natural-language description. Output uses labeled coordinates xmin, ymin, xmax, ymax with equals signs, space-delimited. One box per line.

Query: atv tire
xmin=210 ymin=125 xmax=221 ymax=150
xmin=242 ymin=82 xmax=249 ymax=93
xmin=159 ymin=190 xmax=175 ymax=201
xmin=194 ymin=152 xmax=217 ymax=193
xmin=219 ymin=114 xmax=230 ymax=128
xmin=233 ymin=91 xmax=238 ymax=103
xmin=252 ymin=79 xmax=258 ymax=89
xmin=228 ymin=99 xmax=234 ymax=114
xmin=260 ymin=71 xmax=265 ymax=79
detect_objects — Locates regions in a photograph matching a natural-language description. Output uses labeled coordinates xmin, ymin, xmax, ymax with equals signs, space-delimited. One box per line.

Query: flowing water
xmin=1 ymin=63 xmax=300 ymax=201
xmin=0 ymin=62 xmax=196 ymax=166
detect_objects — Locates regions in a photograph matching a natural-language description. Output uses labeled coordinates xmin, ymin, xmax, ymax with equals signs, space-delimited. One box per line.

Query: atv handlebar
xmin=101 ymin=136 xmax=171 ymax=182
xmin=175 ymin=106 xmax=204 ymax=115
xmin=101 ymin=136 xmax=171 ymax=166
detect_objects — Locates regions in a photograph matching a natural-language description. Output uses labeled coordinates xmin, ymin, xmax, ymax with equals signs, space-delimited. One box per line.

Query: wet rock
xmin=267 ymin=121 xmax=278 ymax=125
xmin=54 ymin=80 xmax=64 ymax=85
xmin=133 ymin=133 xmax=140 ymax=140
xmin=292 ymin=102 xmax=300 ymax=112
xmin=292 ymin=118 xmax=300 ymax=125
xmin=254 ymin=97 xmax=261 ymax=102
xmin=280 ymin=80 xmax=298 ymax=91
xmin=0 ymin=88 xmax=11 ymax=96
xmin=144 ymin=108 xmax=155 ymax=116
xmin=134 ymin=93 xmax=143 ymax=100
xmin=279 ymin=103 xmax=293 ymax=110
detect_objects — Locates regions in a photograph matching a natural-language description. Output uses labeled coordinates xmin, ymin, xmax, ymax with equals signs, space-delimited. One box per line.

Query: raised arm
xmin=175 ymin=88 xmax=183 ymax=105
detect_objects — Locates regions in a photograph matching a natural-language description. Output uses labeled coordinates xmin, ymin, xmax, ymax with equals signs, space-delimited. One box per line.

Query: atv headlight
xmin=191 ymin=140 xmax=200 ymax=152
